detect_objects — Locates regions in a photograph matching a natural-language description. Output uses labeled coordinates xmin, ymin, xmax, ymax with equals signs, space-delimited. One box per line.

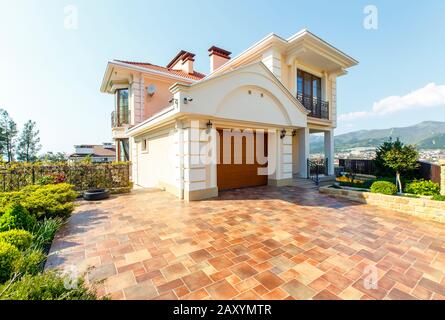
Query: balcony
xmin=111 ymin=109 xmax=130 ymax=128
xmin=296 ymin=93 xmax=329 ymax=120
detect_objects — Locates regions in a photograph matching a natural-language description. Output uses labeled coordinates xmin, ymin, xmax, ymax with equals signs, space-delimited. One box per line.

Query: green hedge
xmin=0 ymin=184 xmax=77 ymax=220
xmin=405 ymin=180 xmax=440 ymax=196
xmin=0 ymin=242 xmax=20 ymax=283
xmin=0 ymin=271 xmax=100 ymax=300
xmin=0 ymin=230 xmax=33 ymax=251
xmin=0 ymin=204 xmax=37 ymax=232
xmin=370 ymin=181 xmax=398 ymax=195
xmin=0 ymin=162 xmax=131 ymax=193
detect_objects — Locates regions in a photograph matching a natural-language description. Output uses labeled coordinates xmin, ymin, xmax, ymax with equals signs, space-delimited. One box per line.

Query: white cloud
xmin=339 ymin=83 xmax=445 ymax=121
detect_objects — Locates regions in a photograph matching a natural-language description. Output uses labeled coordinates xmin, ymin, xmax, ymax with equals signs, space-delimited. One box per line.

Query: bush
xmin=432 ymin=194 xmax=445 ymax=201
xmin=0 ymin=230 xmax=33 ymax=250
xmin=0 ymin=204 xmax=37 ymax=232
xmin=0 ymin=242 xmax=20 ymax=283
xmin=13 ymin=249 xmax=46 ymax=276
xmin=0 ymin=271 xmax=100 ymax=300
xmin=0 ymin=184 xmax=77 ymax=219
xmin=370 ymin=181 xmax=398 ymax=195
xmin=31 ymin=218 xmax=64 ymax=250
xmin=405 ymin=180 xmax=440 ymax=196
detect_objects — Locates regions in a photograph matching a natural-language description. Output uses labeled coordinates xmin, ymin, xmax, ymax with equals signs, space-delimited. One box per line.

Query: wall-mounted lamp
xmin=292 ymin=129 xmax=297 ymax=137
xmin=183 ymin=97 xmax=193 ymax=104
xmin=280 ymin=129 xmax=287 ymax=139
xmin=206 ymin=120 xmax=213 ymax=130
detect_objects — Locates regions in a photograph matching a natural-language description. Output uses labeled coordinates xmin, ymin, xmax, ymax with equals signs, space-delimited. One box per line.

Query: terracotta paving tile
xmin=235 ymin=290 xmax=262 ymax=300
xmin=182 ymin=271 xmax=212 ymax=292
xmin=411 ymin=284 xmax=433 ymax=300
xmin=205 ymin=280 xmax=239 ymax=300
xmin=105 ymin=271 xmax=137 ymax=293
xmin=189 ymin=249 xmax=212 ymax=263
xmin=183 ymin=289 xmax=209 ymax=300
xmin=385 ymin=269 xmax=418 ymax=288
xmin=387 ymin=288 xmax=417 ymax=300
xmin=174 ymin=286 xmax=190 ymax=298
xmin=282 ymin=279 xmax=316 ymax=300
xmin=88 ymin=263 xmax=117 ymax=282
xmin=253 ymin=284 xmax=269 ymax=296
xmin=161 ymin=263 xmax=189 ymax=281
xmin=47 ymin=187 xmax=445 ymax=300
xmin=210 ymin=269 xmax=232 ymax=282
xmin=255 ymin=271 xmax=284 ymax=291
xmin=208 ymin=256 xmax=234 ymax=270
xmin=157 ymin=278 xmax=184 ymax=294
xmin=262 ymin=288 xmax=288 ymax=300
xmin=123 ymin=281 xmax=158 ymax=300
xmin=418 ymin=277 xmax=445 ymax=296
xmin=231 ymin=262 xmax=259 ymax=280
xmin=313 ymin=289 xmax=342 ymax=300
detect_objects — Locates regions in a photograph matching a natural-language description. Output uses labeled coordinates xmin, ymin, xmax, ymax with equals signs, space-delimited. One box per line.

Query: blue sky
xmin=1 ymin=0 xmax=444 ymax=153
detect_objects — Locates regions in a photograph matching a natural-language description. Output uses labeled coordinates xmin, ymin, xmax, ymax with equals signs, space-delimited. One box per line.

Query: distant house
xmin=69 ymin=143 xmax=116 ymax=163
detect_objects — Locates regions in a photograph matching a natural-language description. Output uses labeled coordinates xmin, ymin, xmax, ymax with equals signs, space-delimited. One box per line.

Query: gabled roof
xmin=114 ymin=60 xmax=206 ymax=81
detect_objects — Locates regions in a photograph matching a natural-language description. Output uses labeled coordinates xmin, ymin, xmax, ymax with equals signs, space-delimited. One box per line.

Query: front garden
xmin=335 ymin=138 xmax=444 ymax=201
xmin=0 ymin=183 xmax=106 ymax=300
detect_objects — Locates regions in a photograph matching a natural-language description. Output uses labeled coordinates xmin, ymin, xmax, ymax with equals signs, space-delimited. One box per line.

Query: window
xmin=116 ymin=89 xmax=129 ymax=125
xmin=297 ymin=70 xmax=321 ymax=100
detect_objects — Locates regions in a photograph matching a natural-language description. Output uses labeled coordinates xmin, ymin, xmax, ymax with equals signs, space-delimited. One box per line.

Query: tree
xmin=381 ymin=138 xmax=419 ymax=193
xmin=17 ymin=120 xmax=41 ymax=162
xmin=0 ymin=109 xmax=18 ymax=162
xmin=39 ymin=151 xmax=68 ymax=163
xmin=374 ymin=138 xmax=401 ymax=177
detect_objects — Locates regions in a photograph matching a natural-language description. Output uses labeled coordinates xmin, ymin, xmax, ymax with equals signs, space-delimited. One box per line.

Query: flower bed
xmin=0 ymin=184 xmax=102 ymax=300
xmin=320 ymin=185 xmax=445 ymax=223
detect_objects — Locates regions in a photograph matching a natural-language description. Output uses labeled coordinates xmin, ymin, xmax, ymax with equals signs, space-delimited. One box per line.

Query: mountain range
xmin=310 ymin=121 xmax=445 ymax=153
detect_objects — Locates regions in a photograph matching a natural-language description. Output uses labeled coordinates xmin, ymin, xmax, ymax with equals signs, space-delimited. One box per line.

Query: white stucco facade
xmin=101 ymin=29 xmax=358 ymax=200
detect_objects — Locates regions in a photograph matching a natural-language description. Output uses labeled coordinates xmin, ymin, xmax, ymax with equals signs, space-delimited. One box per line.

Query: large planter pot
xmin=83 ymin=189 xmax=110 ymax=201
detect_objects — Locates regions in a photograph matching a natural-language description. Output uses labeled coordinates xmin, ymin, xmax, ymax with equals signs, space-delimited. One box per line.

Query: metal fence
xmin=0 ymin=163 xmax=131 ymax=193
xmin=417 ymin=160 xmax=441 ymax=184
xmin=338 ymin=159 xmax=376 ymax=176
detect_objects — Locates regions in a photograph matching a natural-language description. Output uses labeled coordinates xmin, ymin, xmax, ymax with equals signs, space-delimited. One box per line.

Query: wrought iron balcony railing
xmin=111 ymin=109 xmax=130 ymax=128
xmin=296 ymin=93 xmax=329 ymax=120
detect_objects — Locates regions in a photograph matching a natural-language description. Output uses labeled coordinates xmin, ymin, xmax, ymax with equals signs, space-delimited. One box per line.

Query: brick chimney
xmin=166 ymin=50 xmax=195 ymax=74
xmin=208 ymin=46 xmax=231 ymax=73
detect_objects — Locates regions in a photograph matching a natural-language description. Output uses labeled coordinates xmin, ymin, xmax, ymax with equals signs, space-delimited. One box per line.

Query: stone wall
xmin=319 ymin=186 xmax=445 ymax=223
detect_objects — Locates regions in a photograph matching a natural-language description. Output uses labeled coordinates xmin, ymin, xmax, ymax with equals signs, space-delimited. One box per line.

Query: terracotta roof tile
xmin=115 ymin=60 xmax=206 ymax=81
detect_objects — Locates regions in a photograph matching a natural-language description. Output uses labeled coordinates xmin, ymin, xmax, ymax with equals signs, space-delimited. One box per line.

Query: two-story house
xmin=100 ymin=29 xmax=357 ymax=201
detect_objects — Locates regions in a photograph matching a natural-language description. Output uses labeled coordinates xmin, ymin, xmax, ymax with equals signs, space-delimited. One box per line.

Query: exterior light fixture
xmin=206 ymin=120 xmax=213 ymax=130
xmin=292 ymin=129 xmax=297 ymax=136
xmin=183 ymin=97 xmax=193 ymax=104
xmin=280 ymin=129 xmax=286 ymax=139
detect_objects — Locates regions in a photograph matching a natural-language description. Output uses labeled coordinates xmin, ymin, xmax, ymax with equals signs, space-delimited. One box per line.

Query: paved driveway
xmin=46 ymin=186 xmax=445 ymax=300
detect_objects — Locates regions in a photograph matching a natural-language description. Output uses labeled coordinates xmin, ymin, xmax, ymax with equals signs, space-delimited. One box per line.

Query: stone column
xmin=298 ymin=127 xmax=309 ymax=178
xmin=324 ymin=129 xmax=335 ymax=176
xmin=440 ymin=160 xmax=445 ymax=196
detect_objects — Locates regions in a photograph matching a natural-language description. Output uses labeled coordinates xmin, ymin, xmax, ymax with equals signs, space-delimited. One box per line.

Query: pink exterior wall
xmin=143 ymin=77 xmax=176 ymax=119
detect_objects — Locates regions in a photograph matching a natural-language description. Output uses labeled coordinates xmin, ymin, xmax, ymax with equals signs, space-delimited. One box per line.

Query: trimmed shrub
xmin=432 ymin=194 xmax=445 ymax=201
xmin=31 ymin=218 xmax=64 ymax=250
xmin=0 ymin=271 xmax=100 ymax=300
xmin=370 ymin=181 xmax=398 ymax=195
xmin=0 ymin=242 xmax=20 ymax=283
xmin=0 ymin=204 xmax=37 ymax=232
xmin=13 ymin=249 xmax=46 ymax=276
xmin=0 ymin=230 xmax=33 ymax=250
xmin=0 ymin=184 xmax=77 ymax=219
xmin=405 ymin=180 xmax=440 ymax=196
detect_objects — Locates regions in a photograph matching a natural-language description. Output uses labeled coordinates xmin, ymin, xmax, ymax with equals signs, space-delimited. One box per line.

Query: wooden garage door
xmin=217 ymin=129 xmax=268 ymax=190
